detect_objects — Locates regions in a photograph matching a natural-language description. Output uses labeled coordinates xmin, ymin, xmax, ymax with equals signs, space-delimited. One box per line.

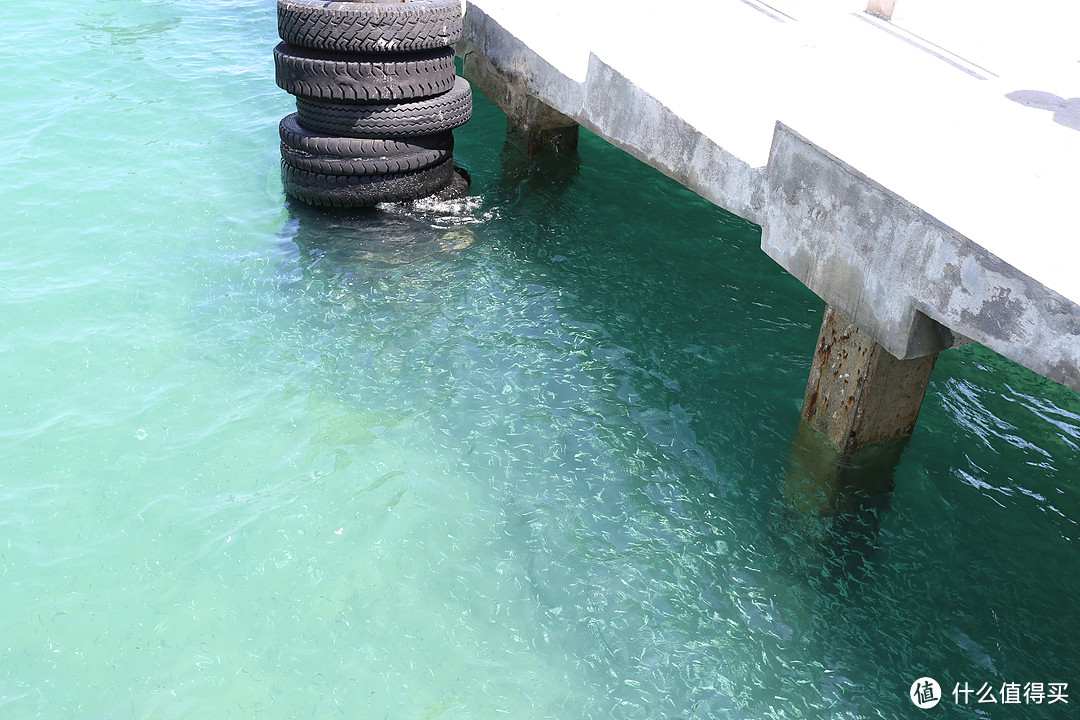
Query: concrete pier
xmin=459 ymin=0 xmax=1080 ymax=402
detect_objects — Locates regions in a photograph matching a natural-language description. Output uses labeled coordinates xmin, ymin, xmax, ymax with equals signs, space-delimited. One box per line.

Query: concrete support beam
xmin=762 ymin=124 xmax=1080 ymax=393
xmin=802 ymin=306 xmax=937 ymax=454
xmin=461 ymin=46 xmax=578 ymax=158
xmin=781 ymin=304 xmax=932 ymax=567
xmin=504 ymin=115 xmax=578 ymax=159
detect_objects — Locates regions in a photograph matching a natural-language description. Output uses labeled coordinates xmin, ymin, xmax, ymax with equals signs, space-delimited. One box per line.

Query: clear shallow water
xmin=2 ymin=1 xmax=1078 ymax=718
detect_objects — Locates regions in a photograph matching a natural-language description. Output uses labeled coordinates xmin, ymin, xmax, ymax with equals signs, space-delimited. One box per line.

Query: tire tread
xmin=278 ymin=0 xmax=463 ymax=53
xmin=294 ymin=76 xmax=473 ymax=137
xmin=274 ymin=43 xmax=455 ymax=102
xmin=282 ymin=158 xmax=456 ymax=207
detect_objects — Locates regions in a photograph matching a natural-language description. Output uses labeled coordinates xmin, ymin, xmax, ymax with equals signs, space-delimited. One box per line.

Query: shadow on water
xmin=282 ymin=196 xmax=481 ymax=270
xmin=76 ymin=3 xmax=181 ymax=53
xmin=266 ymin=191 xmax=501 ymax=435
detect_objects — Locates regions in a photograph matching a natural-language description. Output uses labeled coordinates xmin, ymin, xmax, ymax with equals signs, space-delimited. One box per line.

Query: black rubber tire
xmin=278 ymin=0 xmax=463 ymax=53
xmin=282 ymin=157 xmax=456 ymax=208
xmin=294 ymin=75 xmax=472 ymax=138
xmin=279 ymin=114 xmax=453 ymax=175
xmin=429 ymin=166 xmax=471 ymax=201
xmin=274 ymin=42 xmax=455 ymax=102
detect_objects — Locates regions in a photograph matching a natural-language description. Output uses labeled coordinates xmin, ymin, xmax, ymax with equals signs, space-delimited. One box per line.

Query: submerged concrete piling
xmin=782 ymin=306 xmax=934 ymax=557
xmin=461 ymin=46 xmax=578 ymax=158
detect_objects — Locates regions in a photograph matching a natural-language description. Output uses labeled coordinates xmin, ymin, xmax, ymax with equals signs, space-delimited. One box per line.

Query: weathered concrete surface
xmin=462 ymin=49 xmax=578 ymax=157
xmin=460 ymin=0 xmax=1080 ymax=393
xmin=802 ymin=307 xmax=937 ymax=452
xmin=763 ymin=126 xmax=1080 ymax=389
xmin=458 ymin=3 xmax=766 ymax=225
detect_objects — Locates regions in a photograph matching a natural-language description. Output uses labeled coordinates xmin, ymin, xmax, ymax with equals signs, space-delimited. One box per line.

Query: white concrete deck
xmin=460 ymin=0 xmax=1080 ymax=391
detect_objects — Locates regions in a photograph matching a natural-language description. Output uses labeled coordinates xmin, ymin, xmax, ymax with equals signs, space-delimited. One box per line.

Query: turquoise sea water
xmin=2 ymin=1 xmax=1078 ymax=718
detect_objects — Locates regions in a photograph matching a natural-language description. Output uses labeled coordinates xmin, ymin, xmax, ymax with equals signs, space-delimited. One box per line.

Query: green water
xmin=2 ymin=1 xmax=1078 ymax=718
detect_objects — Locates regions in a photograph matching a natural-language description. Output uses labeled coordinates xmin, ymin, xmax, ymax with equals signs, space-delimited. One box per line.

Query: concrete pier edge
xmin=461 ymin=1 xmax=1080 ymax=395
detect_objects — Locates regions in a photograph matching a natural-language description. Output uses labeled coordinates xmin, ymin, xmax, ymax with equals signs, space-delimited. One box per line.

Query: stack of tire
xmin=274 ymin=0 xmax=472 ymax=208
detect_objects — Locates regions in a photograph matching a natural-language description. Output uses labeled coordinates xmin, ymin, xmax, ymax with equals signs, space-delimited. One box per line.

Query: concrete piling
xmin=780 ymin=304 xmax=934 ymax=566
xmin=801 ymin=305 xmax=937 ymax=454
xmin=461 ymin=48 xmax=578 ymax=158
